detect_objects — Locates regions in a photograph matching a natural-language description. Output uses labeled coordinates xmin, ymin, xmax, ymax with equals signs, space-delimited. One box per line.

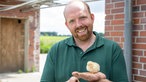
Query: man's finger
xmin=98 ymin=79 xmax=112 ymax=82
xmin=66 ymin=76 xmax=79 ymax=82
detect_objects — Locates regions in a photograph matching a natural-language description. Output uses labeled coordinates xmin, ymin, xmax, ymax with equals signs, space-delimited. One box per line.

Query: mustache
xmin=75 ymin=25 xmax=86 ymax=31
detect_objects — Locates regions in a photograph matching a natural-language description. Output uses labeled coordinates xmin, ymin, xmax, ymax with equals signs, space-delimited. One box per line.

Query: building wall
xmin=0 ymin=8 xmax=40 ymax=72
xmin=105 ymin=0 xmax=146 ymax=81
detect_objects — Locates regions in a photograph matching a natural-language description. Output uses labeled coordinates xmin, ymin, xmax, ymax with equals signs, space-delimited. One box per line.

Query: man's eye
xmin=80 ymin=16 xmax=87 ymax=20
xmin=69 ymin=20 xmax=74 ymax=23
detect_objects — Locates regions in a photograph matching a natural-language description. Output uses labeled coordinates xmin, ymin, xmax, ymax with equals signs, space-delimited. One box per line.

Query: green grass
xmin=40 ymin=36 xmax=68 ymax=53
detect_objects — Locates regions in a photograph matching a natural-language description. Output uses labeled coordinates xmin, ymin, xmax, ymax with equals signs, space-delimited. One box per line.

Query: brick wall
xmin=105 ymin=0 xmax=146 ymax=81
xmin=0 ymin=8 xmax=40 ymax=72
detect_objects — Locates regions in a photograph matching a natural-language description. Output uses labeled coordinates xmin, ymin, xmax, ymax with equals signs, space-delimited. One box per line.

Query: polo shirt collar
xmin=65 ymin=31 xmax=104 ymax=48
xmin=65 ymin=36 xmax=76 ymax=46
xmin=93 ymin=31 xmax=104 ymax=48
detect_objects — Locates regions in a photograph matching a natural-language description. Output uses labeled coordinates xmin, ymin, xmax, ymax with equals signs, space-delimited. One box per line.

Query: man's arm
xmin=109 ymin=43 xmax=128 ymax=82
xmin=40 ymin=52 xmax=55 ymax=82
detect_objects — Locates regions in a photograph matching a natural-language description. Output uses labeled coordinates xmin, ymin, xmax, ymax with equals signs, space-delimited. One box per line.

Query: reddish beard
xmin=73 ymin=26 xmax=91 ymax=41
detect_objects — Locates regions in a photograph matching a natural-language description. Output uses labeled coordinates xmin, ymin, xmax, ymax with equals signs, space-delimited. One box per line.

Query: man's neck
xmin=75 ymin=33 xmax=96 ymax=52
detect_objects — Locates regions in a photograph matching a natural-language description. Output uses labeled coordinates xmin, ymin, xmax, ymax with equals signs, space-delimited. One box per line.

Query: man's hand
xmin=72 ymin=71 xmax=110 ymax=82
xmin=66 ymin=76 xmax=79 ymax=82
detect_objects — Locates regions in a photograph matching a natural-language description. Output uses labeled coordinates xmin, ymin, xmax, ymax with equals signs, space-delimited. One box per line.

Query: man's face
xmin=64 ymin=3 xmax=94 ymax=41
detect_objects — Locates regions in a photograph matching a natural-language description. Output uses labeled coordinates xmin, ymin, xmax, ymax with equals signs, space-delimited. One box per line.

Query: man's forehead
xmin=64 ymin=1 xmax=87 ymax=14
xmin=67 ymin=1 xmax=85 ymax=9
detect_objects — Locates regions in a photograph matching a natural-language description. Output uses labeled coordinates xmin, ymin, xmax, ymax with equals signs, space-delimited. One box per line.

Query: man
xmin=41 ymin=0 xmax=128 ymax=82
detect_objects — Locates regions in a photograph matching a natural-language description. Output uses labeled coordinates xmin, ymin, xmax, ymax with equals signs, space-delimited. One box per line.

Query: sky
xmin=40 ymin=0 xmax=105 ymax=35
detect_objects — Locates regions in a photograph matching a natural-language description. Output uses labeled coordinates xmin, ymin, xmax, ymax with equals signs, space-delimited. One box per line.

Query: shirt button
xmin=80 ymin=52 xmax=82 ymax=54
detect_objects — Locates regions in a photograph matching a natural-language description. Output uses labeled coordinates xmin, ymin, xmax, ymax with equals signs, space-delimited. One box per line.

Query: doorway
xmin=0 ymin=18 xmax=25 ymax=73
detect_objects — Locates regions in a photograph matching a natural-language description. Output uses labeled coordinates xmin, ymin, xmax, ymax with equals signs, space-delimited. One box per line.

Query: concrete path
xmin=0 ymin=54 xmax=47 ymax=82
xmin=0 ymin=72 xmax=41 ymax=82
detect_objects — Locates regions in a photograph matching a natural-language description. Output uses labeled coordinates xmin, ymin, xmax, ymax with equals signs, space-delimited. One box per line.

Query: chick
xmin=86 ymin=61 xmax=100 ymax=73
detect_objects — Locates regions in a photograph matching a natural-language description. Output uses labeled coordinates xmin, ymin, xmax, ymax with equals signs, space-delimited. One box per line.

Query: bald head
xmin=63 ymin=0 xmax=95 ymax=42
xmin=63 ymin=0 xmax=91 ymax=18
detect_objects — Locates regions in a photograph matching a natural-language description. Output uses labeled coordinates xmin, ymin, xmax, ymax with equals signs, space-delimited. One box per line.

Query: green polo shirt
xmin=41 ymin=32 xmax=128 ymax=82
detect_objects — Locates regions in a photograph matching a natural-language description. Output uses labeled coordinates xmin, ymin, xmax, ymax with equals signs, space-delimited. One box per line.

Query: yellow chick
xmin=86 ymin=61 xmax=100 ymax=73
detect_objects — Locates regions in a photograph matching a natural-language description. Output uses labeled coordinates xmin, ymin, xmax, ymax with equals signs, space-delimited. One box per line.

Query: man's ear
xmin=91 ymin=13 xmax=95 ymax=20
xmin=65 ymin=21 xmax=68 ymax=28
xmin=90 ymin=13 xmax=95 ymax=24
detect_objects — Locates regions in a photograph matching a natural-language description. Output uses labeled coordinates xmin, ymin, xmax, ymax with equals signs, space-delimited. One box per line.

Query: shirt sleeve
xmin=40 ymin=50 xmax=55 ymax=82
xmin=110 ymin=43 xmax=129 ymax=82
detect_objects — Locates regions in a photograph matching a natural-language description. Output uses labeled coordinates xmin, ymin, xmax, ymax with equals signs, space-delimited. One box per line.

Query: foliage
xmin=31 ymin=66 xmax=36 ymax=72
xmin=40 ymin=36 xmax=68 ymax=53
xmin=40 ymin=32 xmax=58 ymax=36
xmin=17 ymin=69 xmax=23 ymax=74
xmin=17 ymin=65 xmax=37 ymax=73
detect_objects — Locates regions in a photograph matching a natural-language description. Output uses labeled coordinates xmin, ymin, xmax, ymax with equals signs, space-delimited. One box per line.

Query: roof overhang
xmin=0 ymin=0 xmax=100 ymax=12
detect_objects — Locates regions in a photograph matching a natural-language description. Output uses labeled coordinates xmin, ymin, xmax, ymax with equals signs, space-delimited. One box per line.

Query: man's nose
xmin=75 ymin=20 xmax=82 ymax=27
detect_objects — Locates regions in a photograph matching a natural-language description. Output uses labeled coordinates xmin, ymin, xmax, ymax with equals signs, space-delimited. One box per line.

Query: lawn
xmin=40 ymin=36 xmax=69 ymax=53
